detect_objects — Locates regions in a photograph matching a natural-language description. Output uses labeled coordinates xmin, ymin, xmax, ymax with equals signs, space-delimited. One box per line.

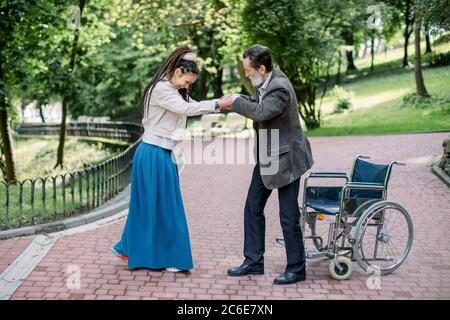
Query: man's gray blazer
xmin=231 ymin=67 xmax=314 ymax=190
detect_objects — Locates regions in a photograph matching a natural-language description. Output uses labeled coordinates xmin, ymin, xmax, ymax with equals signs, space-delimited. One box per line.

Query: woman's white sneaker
xmin=111 ymin=247 xmax=128 ymax=264
xmin=165 ymin=267 xmax=182 ymax=272
xmin=111 ymin=247 xmax=121 ymax=257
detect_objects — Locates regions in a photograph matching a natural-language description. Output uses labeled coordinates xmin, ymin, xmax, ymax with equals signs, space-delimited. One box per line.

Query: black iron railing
xmin=1 ymin=122 xmax=143 ymax=230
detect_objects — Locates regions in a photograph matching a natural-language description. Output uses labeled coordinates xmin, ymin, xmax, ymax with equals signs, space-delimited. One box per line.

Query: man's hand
xmin=219 ymin=93 xmax=235 ymax=110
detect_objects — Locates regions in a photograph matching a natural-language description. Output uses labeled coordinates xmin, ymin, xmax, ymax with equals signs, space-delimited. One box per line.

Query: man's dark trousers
xmin=243 ymin=163 xmax=305 ymax=274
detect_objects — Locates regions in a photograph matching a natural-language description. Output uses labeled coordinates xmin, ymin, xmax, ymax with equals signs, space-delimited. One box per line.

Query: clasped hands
xmin=218 ymin=93 xmax=238 ymax=110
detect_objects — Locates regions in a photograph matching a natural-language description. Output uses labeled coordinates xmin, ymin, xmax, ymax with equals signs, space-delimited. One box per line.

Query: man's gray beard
xmin=250 ymin=75 xmax=264 ymax=87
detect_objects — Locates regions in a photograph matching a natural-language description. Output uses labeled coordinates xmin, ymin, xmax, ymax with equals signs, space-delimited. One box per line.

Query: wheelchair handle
xmin=358 ymin=155 xmax=371 ymax=159
xmin=394 ymin=161 xmax=406 ymax=166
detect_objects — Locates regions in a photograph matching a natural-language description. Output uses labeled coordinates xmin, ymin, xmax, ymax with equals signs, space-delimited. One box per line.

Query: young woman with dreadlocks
xmin=111 ymin=46 xmax=220 ymax=272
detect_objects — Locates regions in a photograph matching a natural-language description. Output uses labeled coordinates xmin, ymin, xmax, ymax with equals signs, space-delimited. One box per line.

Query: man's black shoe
xmin=227 ymin=263 xmax=264 ymax=276
xmin=273 ymin=272 xmax=306 ymax=285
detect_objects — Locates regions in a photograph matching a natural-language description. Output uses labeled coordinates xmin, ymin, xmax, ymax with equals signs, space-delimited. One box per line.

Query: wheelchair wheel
xmin=353 ymin=201 xmax=413 ymax=275
xmin=329 ymin=256 xmax=353 ymax=280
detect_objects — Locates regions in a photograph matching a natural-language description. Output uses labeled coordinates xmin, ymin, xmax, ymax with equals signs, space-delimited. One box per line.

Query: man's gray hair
xmin=243 ymin=44 xmax=273 ymax=72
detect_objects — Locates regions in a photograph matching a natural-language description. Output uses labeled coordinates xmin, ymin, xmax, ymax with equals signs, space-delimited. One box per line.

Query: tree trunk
xmin=370 ymin=31 xmax=375 ymax=72
xmin=293 ymin=82 xmax=320 ymax=130
xmin=37 ymin=100 xmax=46 ymax=123
xmin=425 ymin=22 xmax=432 ymax=53
xmin=137 ymin=81 xmax=143 ymax=120
xmin=342 ymin=30 xmax=357 ymax=72
xmin=55 ymin=0 xmax=86 ymax=169
xmin=403 ymin=32 xmax=410 ymax=67
xmin=336 ymin=50 xmax=341 ymax=85
xmin=0 ymin=108 xmax=17 ymax=182
xmin=403 ymin=0 xmax=413 ymax=68
xmin=0 ymin=57 xmax=17 ymax=182
xmin=414 ymin=6 xmax=429 ymax=98
xmin=0 ymin=143 xmax=6 ymax=179
xmin=20 ymin=99 xmax=25 ymax=119
xmin=195 ymin=68 xmax=209 ymax=100
xmin=213 ymin=66 xmax=223 ymax=98
xmin=236 ymin=57 xmax=256 ymax=96
xmin=55 ymin=98 xmax=68 ymax=169
xmin=299 ymin=101 xmax=320 ymax=130
xmin=346 ymin=50 xmax=357 ymax=72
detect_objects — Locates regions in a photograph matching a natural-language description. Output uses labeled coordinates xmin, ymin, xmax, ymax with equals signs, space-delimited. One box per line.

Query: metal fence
xmin=16 ymin=122 xmax=143 ymax=143
xmin=1 ymin=122 xmax=143 ymax=230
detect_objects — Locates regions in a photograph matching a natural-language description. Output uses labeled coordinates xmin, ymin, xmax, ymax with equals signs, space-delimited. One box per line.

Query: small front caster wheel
xmin=329 ymin=256 xmax=353 ymax=280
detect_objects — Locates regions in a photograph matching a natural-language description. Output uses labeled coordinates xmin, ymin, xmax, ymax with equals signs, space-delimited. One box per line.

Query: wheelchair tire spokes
xmin=353 ymin=201 xmax=414 ymax=275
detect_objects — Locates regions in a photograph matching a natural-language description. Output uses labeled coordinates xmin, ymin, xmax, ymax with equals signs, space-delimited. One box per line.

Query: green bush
xmin=401 ymin=93 xmax=450 ymax=114
xmin=423 ymin=51 xmax=450 ymax=67
xmin=332 ymin=85 xmax=353 ymax=113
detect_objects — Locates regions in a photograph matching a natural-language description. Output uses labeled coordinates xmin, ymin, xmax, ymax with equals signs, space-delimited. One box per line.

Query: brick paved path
xmin=0 ymin=236 xmax=35 ymax=274
xmin=2 ymin=132 xmax=449 ymax=299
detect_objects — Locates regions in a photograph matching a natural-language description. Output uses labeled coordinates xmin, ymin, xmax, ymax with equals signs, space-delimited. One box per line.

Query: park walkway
xmin=1 ymin=132 xmax=449 ymax=300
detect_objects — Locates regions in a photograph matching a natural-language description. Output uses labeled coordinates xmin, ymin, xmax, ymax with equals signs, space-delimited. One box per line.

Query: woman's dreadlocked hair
xmin=142 ymin=46 xmax=199 ymax=118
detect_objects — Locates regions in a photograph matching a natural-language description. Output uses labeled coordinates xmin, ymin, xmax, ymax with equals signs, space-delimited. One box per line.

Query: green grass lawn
xmin=12 ymin=135 xmax=128 ymax=180
xmin=307 ymin=64 xmax=450 ymax=136
xmin=352 ymin=39 xmax=450 ymax=72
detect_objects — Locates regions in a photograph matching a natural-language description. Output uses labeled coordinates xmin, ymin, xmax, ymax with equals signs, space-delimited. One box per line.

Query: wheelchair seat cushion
xmin=305 ymin=186 xmax=341 ymax=215
xmin=306 ymin=199 xmax=340 ymax=215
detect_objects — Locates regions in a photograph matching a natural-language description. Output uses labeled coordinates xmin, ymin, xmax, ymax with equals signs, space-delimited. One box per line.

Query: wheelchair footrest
xmin=306 ymin=250 xmax=327 ymax=259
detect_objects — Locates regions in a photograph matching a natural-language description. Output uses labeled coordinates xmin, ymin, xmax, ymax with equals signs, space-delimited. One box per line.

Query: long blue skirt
xmin=113 ymin=142 xmax=193 ymax=270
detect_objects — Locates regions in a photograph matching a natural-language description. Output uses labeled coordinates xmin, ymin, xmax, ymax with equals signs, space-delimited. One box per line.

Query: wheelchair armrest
xmin=342 ymin=182 xmax=385 ymax=195
xmin=309 ymin=172 xmax=348 ymax=177
xmin=345 ymin=182 xmax=384 ymax=188
xmin=307 ymin=172 xmax=348 ymax=179
xmin=305 ymin=172 xmax=349 ymax=187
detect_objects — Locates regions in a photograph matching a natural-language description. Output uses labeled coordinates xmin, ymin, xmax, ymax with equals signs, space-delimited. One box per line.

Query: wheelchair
xmin=276 ymin=155 xmax=414 ymax=280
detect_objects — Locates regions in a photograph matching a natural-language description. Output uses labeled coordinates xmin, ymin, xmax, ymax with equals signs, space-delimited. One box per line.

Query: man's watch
xmin=215 ymin=100 xmax=220 ymax=110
